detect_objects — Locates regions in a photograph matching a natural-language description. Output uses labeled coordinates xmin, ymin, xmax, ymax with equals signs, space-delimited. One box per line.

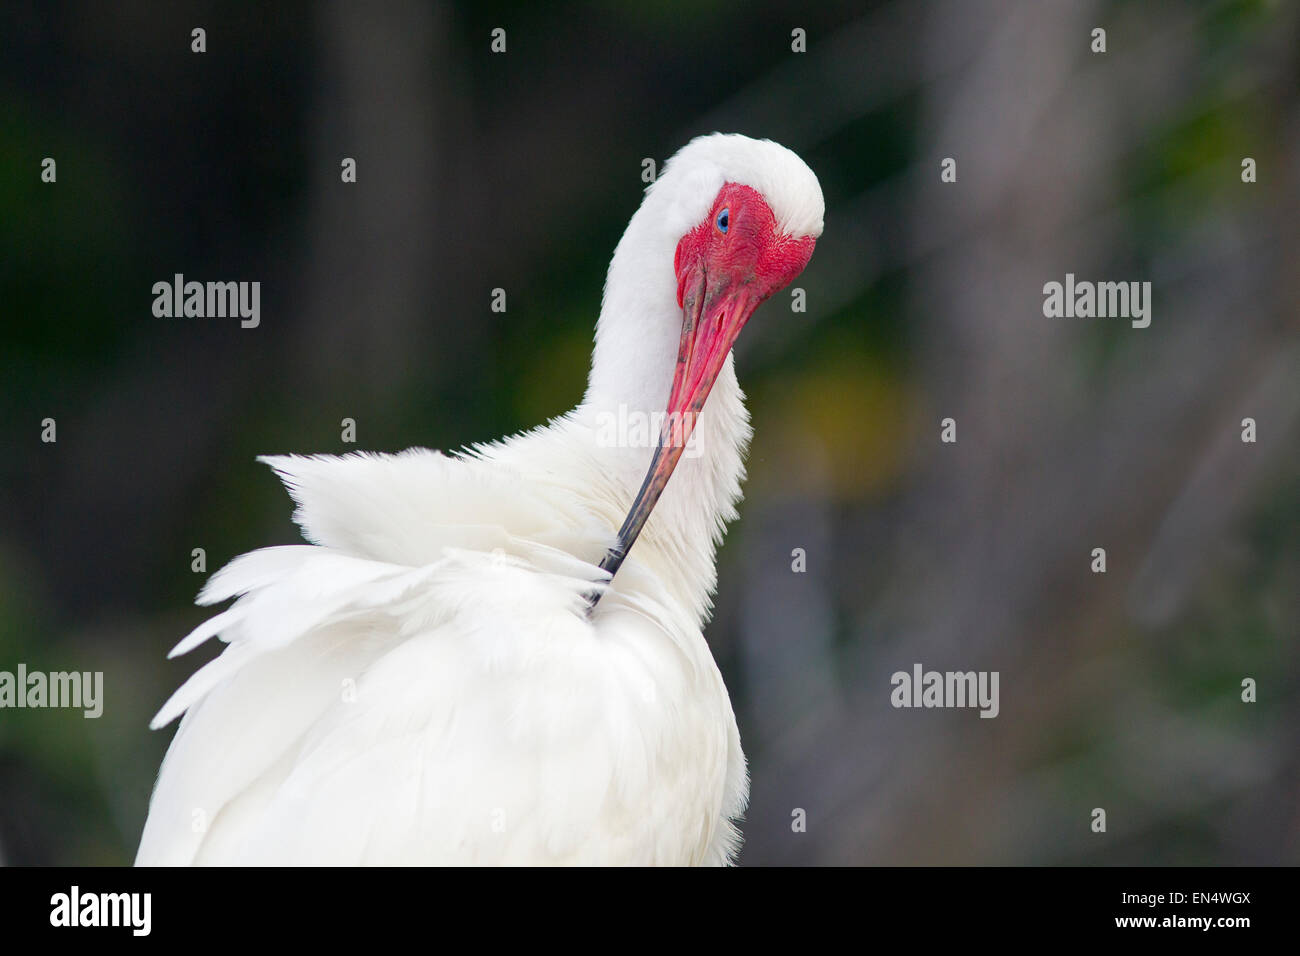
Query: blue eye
xmin=716 ymin=208 xmax=729 ymax=233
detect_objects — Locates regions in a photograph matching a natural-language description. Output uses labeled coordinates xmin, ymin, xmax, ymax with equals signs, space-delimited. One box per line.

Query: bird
xmin=136 ymin=133 xmax=824 ymax=866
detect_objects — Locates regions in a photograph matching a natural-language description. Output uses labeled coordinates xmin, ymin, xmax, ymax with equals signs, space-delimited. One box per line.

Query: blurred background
xmin=1 ymin=0 xmax=1297 ymax=865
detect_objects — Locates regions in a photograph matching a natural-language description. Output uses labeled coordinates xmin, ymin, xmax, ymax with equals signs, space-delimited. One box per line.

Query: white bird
xmin=137 ymin=133 xmax=824 ymax=866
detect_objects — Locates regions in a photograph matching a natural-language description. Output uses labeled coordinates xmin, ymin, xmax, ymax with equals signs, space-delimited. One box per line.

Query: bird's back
xmin=137 ymin=434 xmax=747 ymax=865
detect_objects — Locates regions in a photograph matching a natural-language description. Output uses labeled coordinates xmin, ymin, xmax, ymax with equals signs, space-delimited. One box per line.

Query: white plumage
xmin=137 ymin=134 xmax=824 ymax=866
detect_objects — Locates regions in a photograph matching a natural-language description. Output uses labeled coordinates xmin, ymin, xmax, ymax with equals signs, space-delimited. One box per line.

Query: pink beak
xmin=592 ymin=261 xmax=762 ymax=597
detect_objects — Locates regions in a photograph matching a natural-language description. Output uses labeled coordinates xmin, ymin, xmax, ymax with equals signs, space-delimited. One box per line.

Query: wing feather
xmin=138 ymin=446 xmax=743 ymax=866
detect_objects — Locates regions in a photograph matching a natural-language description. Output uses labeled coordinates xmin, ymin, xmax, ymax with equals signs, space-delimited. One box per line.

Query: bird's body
xmin=137 ymin=134 xmax=823 ymax=865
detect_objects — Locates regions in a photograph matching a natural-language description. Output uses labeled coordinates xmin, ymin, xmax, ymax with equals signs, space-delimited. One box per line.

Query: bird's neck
xmin=576 ymin=208 xmax=752 ymax=623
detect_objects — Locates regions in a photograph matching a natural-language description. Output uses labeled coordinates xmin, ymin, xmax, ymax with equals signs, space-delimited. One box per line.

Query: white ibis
xmin=137 ymin=133 xmax=824 ymax=865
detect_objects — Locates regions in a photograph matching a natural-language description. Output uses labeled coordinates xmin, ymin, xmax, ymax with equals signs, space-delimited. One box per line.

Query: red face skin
xmin=669 ymin=182 xmax=817 ymax=429
xmin=594 ymin=182 xmax=817 ymax=593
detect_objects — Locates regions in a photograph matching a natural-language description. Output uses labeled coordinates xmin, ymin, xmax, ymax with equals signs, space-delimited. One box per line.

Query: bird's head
xmin=594 ymin=133 xmax=823 ymax=592
xmin=668 ymin=179 xmax=819 ymax=425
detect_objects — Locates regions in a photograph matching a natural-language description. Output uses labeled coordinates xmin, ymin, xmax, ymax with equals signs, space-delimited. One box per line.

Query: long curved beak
xmin=589 ymin=264 xmax=760 ymax=608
